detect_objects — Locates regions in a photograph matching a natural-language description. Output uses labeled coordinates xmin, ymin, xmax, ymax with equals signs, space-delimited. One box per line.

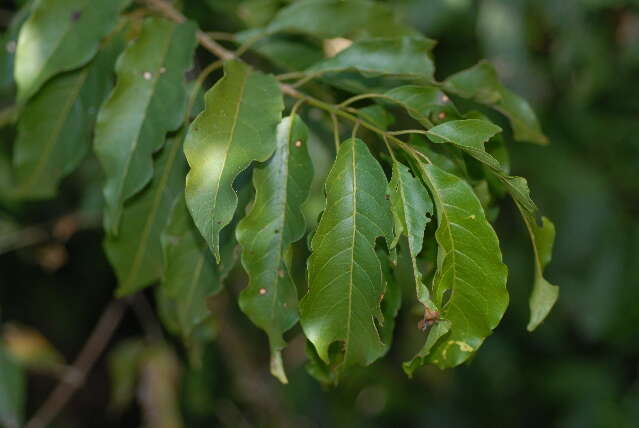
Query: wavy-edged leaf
xmin=161 ymin=196 xmax=230 ymax=340
xmin=236 ymin=115 xmax=313 ymax=383
xmin=427 ymin=119 xmax=537 ymax=214
xmin=105 ymin=134 xmax=186 ymax=296
xmin=13 ymin=35 xmax=123 ymax=199
xmin=95 ymin=18 xmax=197 ymax=234
xmin=443 ymin=61 xmax=548 ymax=145
xmin=267 ymin=0 xmax=418 ymax=39
xmin=383 ymin=85 xmax=460 ymax=127
xmin=307 ymin=37 xmax=436 ymax=82
xmin=14 ymin=0 xmax=130 ymax=103
xmin=0 ymin=344 xmax=25 ymax=428
xmin=300 ymin=138 xmax=393 ymax=374
xmin=184 ymin=60 xmax=284 ymax=261
xmin=519 ymin=210 xmax=559 ymax=331
xmin=410 ymin=162 xmax=508 ymax=369
xmin=388 ymin=160 xmax=434 ymax=306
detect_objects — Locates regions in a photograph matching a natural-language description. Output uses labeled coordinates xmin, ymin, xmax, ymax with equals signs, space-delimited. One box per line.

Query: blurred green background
xmin=1 ymin=0 xmax=638 ymax=427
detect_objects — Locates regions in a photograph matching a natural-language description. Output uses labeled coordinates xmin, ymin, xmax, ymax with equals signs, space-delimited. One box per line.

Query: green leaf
xmin=0 ymin=6 xmax=29 ymax=96
xmin=443 ymin=61 xmax=548 ymax=145
xmin=267 ymin=0 xmax=418 ymax=39
xmin=402 ymin=320 xmax=451 ymax=377
xmin=95 ymin=18 xmax=197 ymax=234
xmin=388 ymin=160 xmax=434 ymax=306
xmin=519 ymin=211 xmax=559 ymax=331
xmin=0 ymin=344 xmax=25 ymax=428
xmin=300 ymin=138 xmax=393 ymax=374
xmin=104 ymin=134 xmax=186 ymax=296
xmin=161 ymin=196 xmax=227 ymax=339
xmin=356 ymin=105 xmax=394 ymax=130
xmin=411 ymin=162 xmax=508 ymax=369
xmin=426 ymin=119 xmax=537 ymax=214
xmin=13 ymin=34 xmax=123 ymax=199
xmin=236 ymin=115 xmax=313 ymax=384
xmin=307 ymin=37 xmax=436 ymax=81
xmin=383 ymin=85 xmax=459 ymax=127
xmin=378 ymin=251 xmax=402 ymax=353
xmin=184 ymin=60 xmax=284 ymax=261
xmin=14 ymin=0 xmax=130 ymax=103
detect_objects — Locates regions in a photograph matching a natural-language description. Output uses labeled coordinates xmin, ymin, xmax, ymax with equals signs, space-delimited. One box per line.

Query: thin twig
xmin=128 ymin=294 xmax=164 ymax=342
xmin=25 ymin=300 xmax=127 ymax=428
xmin=330 ymin=112 xmax=340 ymax=152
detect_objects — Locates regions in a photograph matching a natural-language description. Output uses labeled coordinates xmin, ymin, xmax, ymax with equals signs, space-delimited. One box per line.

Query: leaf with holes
xmin=388 ymin=160 xmax=434 ymax=307
xmin=406 ymin=162 xmax=508 ymax=370
xmin=300 ymin=138 xmax=393 ymax=376
xmin=95 ymin=18 xmax=197 ymax=234
xmin=14 ymin=0 xmax=130 ymax=103
xmin=104 ymin=134 xmax=186 ymax=296
xmin=13 ymin=34 xmax=122 ymax=199
xmin=184 ymin=60 xmax=284 ymax=261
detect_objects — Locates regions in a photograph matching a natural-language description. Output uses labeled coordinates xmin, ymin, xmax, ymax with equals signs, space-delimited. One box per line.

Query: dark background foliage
xmin=1 ymin=0 xmax=638 ymax=427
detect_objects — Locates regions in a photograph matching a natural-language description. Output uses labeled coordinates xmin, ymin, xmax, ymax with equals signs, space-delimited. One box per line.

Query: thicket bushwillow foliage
xmin=6 ymin=0 xmax=559 ymax=384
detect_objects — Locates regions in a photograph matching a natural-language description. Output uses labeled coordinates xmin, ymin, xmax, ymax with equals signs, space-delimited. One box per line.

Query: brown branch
xmin=24 ymin=300 xmax=127 ymax=428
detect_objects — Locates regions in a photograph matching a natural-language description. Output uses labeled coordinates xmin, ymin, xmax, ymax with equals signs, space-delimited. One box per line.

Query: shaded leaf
xmin=427 ymin=119 xmax=537 ymax=213
xmin=161 ymin=197 xmax=226 ymax=339
xmin=267 ymin=0 xmax=418 ymax=39
xmin=3 ymin=324 xmax=65 ymax=373
xmin=378 ymin=251 xmax=402 ymax=353
xmin=356 ymin=105 xmax=394 ymax=130
xmin=13 ymin=34 xmax=122 ymax=199
xmin=105 ymin=134 xmax=186 ymax=296
xmin=388 ymin=160 xmax=434 ymax=306
xmin=410 ymin=162 xmax=508 ymax=369
xmin=0 ymin=6 xmax=29 ymax=96
xmin=14 ymin=0 xmax=129 ymax=103
xmin=0 ymin=344 xmax=25 ymax=428
xmin=300 ymin=138 xmax=393 ymax=374
xmin=308 ymin=37 xmax=436 ymax=82
xmin=95 ymin=18 xmax=197 ymax=234
xmin=519 ymin=211 xmax=559 ymax=331
xmin=383 ymin=85 xmax=459 ymax=127
xmin=236 ymin=115 xmax=313 ymax=383
xmin=184 ymin=60 xmax=284 ymax=261
xmin=443 ymin=61 xmax=548 ymax=144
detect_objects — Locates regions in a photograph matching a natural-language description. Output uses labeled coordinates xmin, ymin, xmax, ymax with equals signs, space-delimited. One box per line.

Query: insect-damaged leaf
xmin=95 ymin=18 xmax=197 ymax=234
xmin=13 ymin=35 xmax=122 ymax=199
xmin=443 ymin=61 xmax=548 ymax=145
xmin=518 ymin=210 xmax=559 ymax=331
xmin=406 ymin=162 xmax=508 ymax=371
xmin=104 ymin=134 xmax=186 ymax=296
xmin=14 ymin=0 xmax=130 ymax=103
xmin=236 ymin=115 xmax=313 ymax=383
xmin=388 ymin=160 xmax=434 ymax=306
xmin=184 ymin=60 xmax=284 ymax=261
xmin=300 ymin=138 xmax=393 ymax=375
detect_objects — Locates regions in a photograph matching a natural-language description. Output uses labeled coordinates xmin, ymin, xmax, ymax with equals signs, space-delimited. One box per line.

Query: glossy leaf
xmin=184 ymin=60 xmax=284 ymax=261
xmin=300 ymin=138 xmax=393 ymax=373
xmin=519 ymin=211 xmax=559 ymax=331
xmin=411 ymin=162 xmax=509 ymax=369
xmin=443 ymin=61 xmax=548 ymax=145
xmin=14 ymin=0 xmax=130 ymax=103
xmin=427 ymin=119 xmax=537 ymax=214
xmin=95 ymin=18 xmax=197 ymax=234
xmin=267 ymin=0 xmax=418 ymax=39
xmin=0 ymin=344 xmax=25 ymax=428
xmin=388 ymin=160 xmax=434 ymax=306
xmin=236 ymin=115 xmax=313 ymax=383
xmin=13 ymin=35 xmax=122 ymax=199
xmin=105 ymin=134 xmax=186 ymax=296
xmin=308 ymin=37 xmax=436 ymax=82
xmin=161 ymin=196 xmax=227 ymax=339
